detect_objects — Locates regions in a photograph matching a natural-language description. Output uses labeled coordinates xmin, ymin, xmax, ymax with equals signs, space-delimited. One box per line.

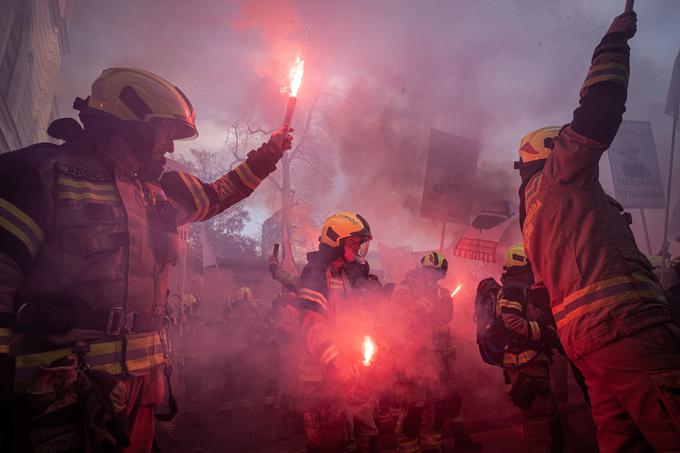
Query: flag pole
xmin=661 ymin=103 xmax=678 ymax=280
xmin=439 ymin=221 xmax=447 ymax=253
xmin=201 ymin=223 xmax=231 ymax=303
xmin=179 ymin=231 xmax=188 ymax=338
xmin=639 ymin=209 xmax=653 ymax=255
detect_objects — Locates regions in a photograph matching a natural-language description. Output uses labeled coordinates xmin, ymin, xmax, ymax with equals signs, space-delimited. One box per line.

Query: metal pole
xmin=281 ymin=153 xmax=292 ymax=269
xmin=179 ymin=237 xmax=188 ymax=338
xmin=639 ymin=209 xmax=653 ymax=255
xmin=439 ymin=221 xmax=447 ymax=252
xmin=662 ymin=103 xmax=678 ymax=281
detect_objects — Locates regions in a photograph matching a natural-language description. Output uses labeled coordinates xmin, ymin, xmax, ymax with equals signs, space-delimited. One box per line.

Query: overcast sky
xmin=56 ymin=0 xmax=680 ymax=252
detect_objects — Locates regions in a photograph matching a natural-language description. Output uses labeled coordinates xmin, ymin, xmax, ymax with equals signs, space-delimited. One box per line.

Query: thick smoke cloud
xmin=47 ymin=2 xmax=680 ymax=448
xmin=57 ymin=0 xmax=680 ymax=251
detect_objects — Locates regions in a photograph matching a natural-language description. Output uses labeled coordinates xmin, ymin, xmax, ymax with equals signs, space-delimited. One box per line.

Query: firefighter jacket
xmin=519 ymin=30 xmax=673 ymax=360
xmin=296 ymin=253 xmax=375 ymax=384
xmin=497 ymin=266 xmax=553 ymax=369
xmin=391 ymin=268 xmax=453 ymax=382
xmin=0 ymin=131 xmax=282 ymax=387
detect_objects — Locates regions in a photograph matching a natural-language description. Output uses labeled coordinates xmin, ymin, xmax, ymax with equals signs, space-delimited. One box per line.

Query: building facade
xmin=0 ymin=0 xmax=73 ymax=153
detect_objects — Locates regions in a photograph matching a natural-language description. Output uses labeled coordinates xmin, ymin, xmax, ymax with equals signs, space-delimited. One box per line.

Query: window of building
xmin=0 ymin=11 xmax=23 ymax=100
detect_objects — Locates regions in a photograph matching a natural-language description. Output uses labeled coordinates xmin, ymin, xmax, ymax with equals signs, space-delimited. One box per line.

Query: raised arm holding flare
xmin=516 ymin=11 xmax=680 ymax=452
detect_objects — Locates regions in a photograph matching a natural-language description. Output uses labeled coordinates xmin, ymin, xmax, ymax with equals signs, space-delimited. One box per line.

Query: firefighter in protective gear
xmin=392 ymin=252 xmax=481 ymax=452
xmin=268 ymin=251 xmax=300 ymax=293
xmin=497 ymin=244 xmax=564 ymax=453
xmin=296 ymin=212 xmax=379 ymax=453
xmin=516 ymin=12 xmax=680 ymax=452
xmin=0 ymin=67 xmax=292 ymax=452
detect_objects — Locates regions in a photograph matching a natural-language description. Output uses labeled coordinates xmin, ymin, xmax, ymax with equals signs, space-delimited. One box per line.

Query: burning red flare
xmin=450 ymin=284 xmax=463 ymax=299
xmin=362 ymin=335 xmax=376 ymax=367
xmin=282 ymin=54 xmax=305 ymax=127
xmin=287 ymin=54 xmax=304 ymax=97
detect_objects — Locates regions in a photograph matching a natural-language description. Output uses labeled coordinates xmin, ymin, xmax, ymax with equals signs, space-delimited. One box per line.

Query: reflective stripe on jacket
xmin=0 ymin=135 xmax=280 ymax=370
xmin=522 ymin=127 xmax=673 ymax=359
xmin=14 ymin=332 xmax=165 ymax=391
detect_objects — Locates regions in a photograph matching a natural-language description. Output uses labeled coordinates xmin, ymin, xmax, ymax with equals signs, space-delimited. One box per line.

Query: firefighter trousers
xmin=14 ymin=365 xmax=163 ymax=453
xmin=505 ymin=364 xmax=563 ymax=453
xmin=302 ymin=393 xmax=355 ymax=452
xmin=395 ymin=380 xmax=446 ymax=453
xmin=574 ymin=322 xmax=680 ymax=453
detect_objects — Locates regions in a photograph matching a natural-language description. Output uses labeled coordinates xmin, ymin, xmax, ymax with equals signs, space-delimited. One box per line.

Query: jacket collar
xmin=98 ymin=135 xmax=144 ymax=177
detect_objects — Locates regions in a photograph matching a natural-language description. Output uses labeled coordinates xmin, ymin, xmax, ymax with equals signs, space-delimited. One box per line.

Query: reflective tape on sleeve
xmin=0 ymin=199 xmax=44 ymax=257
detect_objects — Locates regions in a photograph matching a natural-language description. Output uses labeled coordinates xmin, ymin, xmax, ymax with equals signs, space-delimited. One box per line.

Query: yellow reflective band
xmin=57 ymin=177 xmax=117 ymax=192
xmin=555 ymin=274 xmax=659 ymax=313
xmin=583 ymin=74 xmax=627 ymax=89
xmin=523 ymin=174 xmax=542 ymax=203
xmin=126 ymin=352 xmax=166 ymax=374
xmin=298 ymin=363 xmax=322 ymax=382
xmin=0 ymin=200 xmax=43 ymax=257
xmin=234 ymin=163 xmax=261 ymax=190
xmin=0 ymin=199 xmax=44 ymax=242
xmin=127 ymin=333 xmax=162 ymax=351
xmin=499 ymin=299 xmax=523 ymax=312
xmin=300 ymin=288 xmax=328 ymax=311
xmin=187 ymin=174 xmax=210 ymax=218
xmin=415 ymin=296 xmax=434 ymax=311
xmin=213 ymin=175 xmax=238 ymax=200
xmin=15 ymin=334 xmax=162 ymax=372
xmin=0 ymin=328 xmax=12 ymax=338
xmin=178 ymin=172 xmax=209 ymax=220
xmin=94 ymin=361 xmax=124 ymax=375
xmin=15 ymin=347 xmax=72 ymax=369
xmin=503 ymin=350 xmax=538 ymax=366
xmin=557 ymin=289 xmax=661 ymax=329
xmin=0 ymin=345 xmax=9 ymax=354
xmin=555 ymin=275 xmax=631 ymax=311
xmin=587 ymin=62 xmax=629 ymax=76
xmin=57 ymin=192 xmax=121 ymax=203
xmin=529 ymin=321 xmax=541 ymax=340
xmin=0 ymin=216 xmax=38 ymax=256
xmin=320 ymin=344 xmax=340 ymax=365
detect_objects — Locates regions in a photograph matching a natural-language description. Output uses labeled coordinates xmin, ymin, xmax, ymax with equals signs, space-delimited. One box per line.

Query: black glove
xmin=542 ymin=325 xmax=563 ymax=352
xmin=606 ymin=11 xmax=637 ymax=40
xmin=509 ymin=373 xmax=537 ymax=410
xmin=327 ymin=356 xmax=368 ymax=405
xmin=0 ymin=355 xmax=13 ymax=398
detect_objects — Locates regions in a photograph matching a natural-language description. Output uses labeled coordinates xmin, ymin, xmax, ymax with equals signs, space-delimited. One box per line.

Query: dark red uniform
xmin=520 ymin=21 xmax=680 ymax=452
xmin=0 ymin=133 xmax=283 ymax=452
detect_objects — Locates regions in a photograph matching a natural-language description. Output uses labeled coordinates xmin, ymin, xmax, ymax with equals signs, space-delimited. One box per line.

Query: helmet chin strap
xmin=121 ymin=124 xmax=165 ymax=181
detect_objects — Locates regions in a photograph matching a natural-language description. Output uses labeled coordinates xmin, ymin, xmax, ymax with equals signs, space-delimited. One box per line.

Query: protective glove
xmin=542 ymin=325 xmax=563 ymax=352
xmin=327 ymin=355 xmax=369 ymax=406
xmin=268 ymin=255 xmax=279 ymax=279
xmin=269 ymin=126 xmax=294 ymax=154
xmin=606 ymin=11 xmax=637 ymax=40
xmin=0 ymin=355 xmax=13 ymax=398
xmin=509 ymin=373 xmax=536 ymax=410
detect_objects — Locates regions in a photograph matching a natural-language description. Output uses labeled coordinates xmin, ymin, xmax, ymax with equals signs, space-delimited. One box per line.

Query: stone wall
xmin=0 ymin=0 xmax=73 ymax=153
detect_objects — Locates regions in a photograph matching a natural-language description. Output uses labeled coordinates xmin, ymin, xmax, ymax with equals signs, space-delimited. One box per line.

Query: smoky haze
xmin=56 ymin=0 xmax=680 ymax=253
xmin=47 ymin=2 xmax=680 ymax=449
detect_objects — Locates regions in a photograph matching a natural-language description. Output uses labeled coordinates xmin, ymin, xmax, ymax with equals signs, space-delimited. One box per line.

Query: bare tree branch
xmin=246 ymin=124 xmax=275 ymax=136
xmin=267 ymin=175 xmax=283 ymax=191
xmin=289 ymin=91 xmax=333 ymax=160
